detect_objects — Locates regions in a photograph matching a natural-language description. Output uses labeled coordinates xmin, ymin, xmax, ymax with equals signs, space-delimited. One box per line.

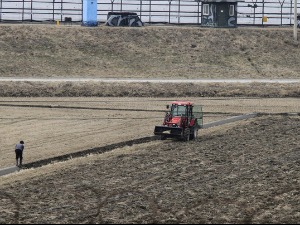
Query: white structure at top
xmin=0 ymin=0 xmax=298 ymax=25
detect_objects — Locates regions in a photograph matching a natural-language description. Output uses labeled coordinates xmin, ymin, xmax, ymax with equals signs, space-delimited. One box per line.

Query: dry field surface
xmin=0 ymin=114 xmax=299 ymax=224
xmin=0 ymin=97 xmax=299 ymax=168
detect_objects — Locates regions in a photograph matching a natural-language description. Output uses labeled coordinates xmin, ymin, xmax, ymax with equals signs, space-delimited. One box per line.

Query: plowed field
xmin=0 ymin=114 xmax=299 ymax=224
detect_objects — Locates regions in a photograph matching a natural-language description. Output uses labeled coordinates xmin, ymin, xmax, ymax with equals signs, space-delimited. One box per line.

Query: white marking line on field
xmin=0 ymin=166 xmax=19 ymax=176
xmin=0 ymin=78 xmax=300 ymax=84
xmin=203 ymin=113 xmax=258 ymax=129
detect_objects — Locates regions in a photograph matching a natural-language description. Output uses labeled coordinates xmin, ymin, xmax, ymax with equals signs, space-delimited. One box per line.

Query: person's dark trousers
xmin=15 ymin=149 xmax=23 ymax=166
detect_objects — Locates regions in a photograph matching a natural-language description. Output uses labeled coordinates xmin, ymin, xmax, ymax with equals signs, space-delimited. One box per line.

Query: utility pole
xmin=294 ymin=0 xmax=298 ymax=41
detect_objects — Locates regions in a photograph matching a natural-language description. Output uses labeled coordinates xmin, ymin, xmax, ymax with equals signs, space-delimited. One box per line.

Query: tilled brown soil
xmin=0 ymin=115 xmax=299 ymax=224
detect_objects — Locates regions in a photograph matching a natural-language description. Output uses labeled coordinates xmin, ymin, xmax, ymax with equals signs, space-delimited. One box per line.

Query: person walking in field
xmin=15 ymin=141 xmax=25 ymax=167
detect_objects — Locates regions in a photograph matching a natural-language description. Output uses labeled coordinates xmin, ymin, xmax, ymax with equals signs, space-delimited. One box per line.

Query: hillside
xmin=0 ymin=24 xmax=299 ymax=78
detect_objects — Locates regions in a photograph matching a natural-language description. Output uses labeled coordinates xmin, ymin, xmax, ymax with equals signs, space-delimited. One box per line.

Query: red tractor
xmin=154 ymin=101 xmax=203 ymax=141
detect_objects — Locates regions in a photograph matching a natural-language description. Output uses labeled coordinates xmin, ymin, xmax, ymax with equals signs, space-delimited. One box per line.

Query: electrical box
xmin=82 ymin=0 xmax=98 ymax=26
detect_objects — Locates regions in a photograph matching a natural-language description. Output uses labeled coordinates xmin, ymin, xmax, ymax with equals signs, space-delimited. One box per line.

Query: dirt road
xmin=0 ymin=78 xmax=300 ymax=83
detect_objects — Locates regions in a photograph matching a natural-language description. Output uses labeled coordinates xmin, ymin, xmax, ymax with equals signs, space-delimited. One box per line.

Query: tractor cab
xmin=164 ymin=101 xmax=193 ymax=127
xmin=154 ymin=101 xmax=203 ymax=141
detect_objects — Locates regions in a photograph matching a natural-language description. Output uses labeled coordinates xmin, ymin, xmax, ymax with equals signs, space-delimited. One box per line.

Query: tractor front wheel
xmin=161 ymin=135 xmax=167 ymax=140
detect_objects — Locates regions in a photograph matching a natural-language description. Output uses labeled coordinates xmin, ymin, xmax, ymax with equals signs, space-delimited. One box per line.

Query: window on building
xmin=203 ymin=4 xmax=209 ymax=16
xmin=229 ymin=5 xmax=235 ymax=16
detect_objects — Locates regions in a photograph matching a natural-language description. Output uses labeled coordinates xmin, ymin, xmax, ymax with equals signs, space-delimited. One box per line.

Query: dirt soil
xmin=0 ymin=115 xmax=299 ymax=224
xmin=0 ymin=24 xmax=299 ymax=79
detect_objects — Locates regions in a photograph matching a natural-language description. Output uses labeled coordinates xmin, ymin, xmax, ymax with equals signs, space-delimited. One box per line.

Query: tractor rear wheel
xmin=183 ymin=128 xmax=190 ymax=142
xmin=190 ymin=128 xmax=198 ymax=140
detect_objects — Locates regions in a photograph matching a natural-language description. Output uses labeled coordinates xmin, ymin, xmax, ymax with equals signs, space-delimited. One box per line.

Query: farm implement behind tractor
xmin=154 ymin=101 xmax=203 ymax=141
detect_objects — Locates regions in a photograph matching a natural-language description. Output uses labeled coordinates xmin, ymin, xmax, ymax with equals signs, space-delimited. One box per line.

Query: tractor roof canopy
xmin=172 ymin=101 xmax=193 ymax=106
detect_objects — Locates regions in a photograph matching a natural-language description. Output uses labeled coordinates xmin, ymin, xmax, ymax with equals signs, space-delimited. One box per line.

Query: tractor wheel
xmin=183 ymin=128 xmax=190 ymax=142
xmin=190 ymin=128 xmax=198 ymax=140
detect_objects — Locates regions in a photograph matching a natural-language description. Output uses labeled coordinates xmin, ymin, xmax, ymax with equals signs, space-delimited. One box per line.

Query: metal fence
xmin=0 ymin=0 xmax=299 ymax=26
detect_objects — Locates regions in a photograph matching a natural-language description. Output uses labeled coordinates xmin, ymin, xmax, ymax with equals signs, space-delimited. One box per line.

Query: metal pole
xmin=169 ymin=1 xmax=171 ymax=24
xmin=278 ymin=0 xmax=286 ymax=26
xmin=61 ymin=0 xmax=63 ymax=22
xmin=140 ymin=0 xmax=142 ymax=18
xmin=291 ymin=0 xmax=293 ymax=25
xmin=262 ymin=0 xmax=265 ymax=25
xmin=252 ymin=0 xmax=258 ymax=25
xmin=253 ymin=7 xmax=256 ymax=24
xmin=0 ymin=0 xmax=2 ymax=22
xmin=281 ymin=4 xmax=283 ymax=26
xmin=197 ymin=1 xmax=200 ymax=25
xmin=53 ymin=0 xmax=55 ymax=22
xmin=294 ymin=0 xmax=298 ymax=41
xmin=178 ymin=0 xmax=180 ymax=24
xmin=149 ymin=0 xmax=152 ymax=23
xmin=111 ymin=0 xmax=114 ymax=12
xmin=22 ymin=0 xmax=25 ymax=21
xmin=31 ymin=0 xmax=33 ymax=22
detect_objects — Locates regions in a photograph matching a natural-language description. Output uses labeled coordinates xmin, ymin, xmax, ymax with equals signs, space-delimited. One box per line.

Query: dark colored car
xmin=105 ymin=12 xmax=144 ymax=27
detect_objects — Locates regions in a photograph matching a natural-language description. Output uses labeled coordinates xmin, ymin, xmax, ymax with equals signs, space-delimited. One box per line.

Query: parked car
xmin=105 ymin=12 xmax=144 ymax=27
